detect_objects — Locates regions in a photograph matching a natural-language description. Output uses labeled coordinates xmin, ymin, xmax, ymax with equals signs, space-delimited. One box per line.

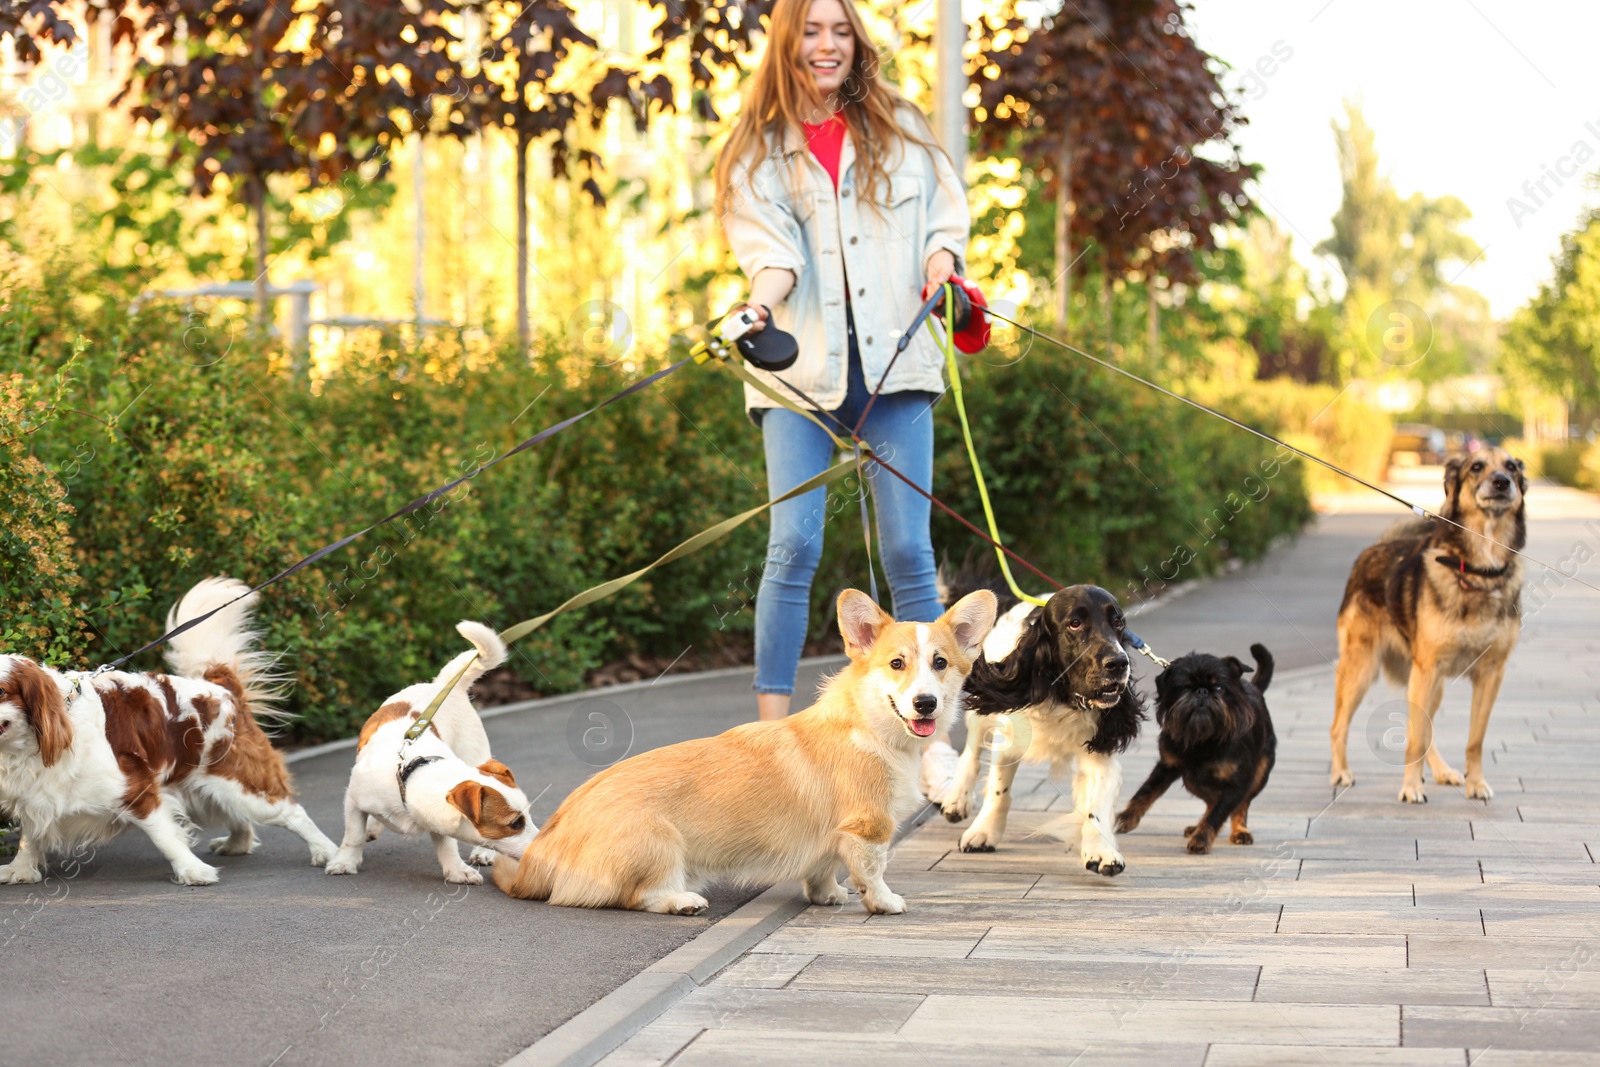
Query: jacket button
xmin=849 ymin=236 xmax=858 ymax=244
xmin=866 ymin=337 xmax=874 ymax=345
xmin=842 ymin=189 xmax=851 ymax=198
xmin=857 ymin=287 xmax=865 ymax=296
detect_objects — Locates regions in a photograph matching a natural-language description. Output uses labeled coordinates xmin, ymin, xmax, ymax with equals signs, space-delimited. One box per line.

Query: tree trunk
xmin=252 ymin=176 xmax=270 ymax=336
xmin=516 ymin=126 xmax=531 ymax=360
xmin=1054 ymin=137 xmax=1072 ymax=329
xmin=1102 ymin=272 xmax=1113 ymax=354
xmin=1147 ymin=275 xmax=1158 ymax=366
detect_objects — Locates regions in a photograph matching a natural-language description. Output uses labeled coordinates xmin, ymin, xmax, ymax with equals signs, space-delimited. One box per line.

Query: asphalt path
xmin=0 ymin=500 xmax=1417 ymax=1067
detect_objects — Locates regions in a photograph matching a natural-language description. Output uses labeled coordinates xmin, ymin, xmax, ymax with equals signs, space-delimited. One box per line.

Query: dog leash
xmin=929 ymin=288 xmax=1173 ymax=672
xmin=982 ymin=306 xmax=1600 ymax=597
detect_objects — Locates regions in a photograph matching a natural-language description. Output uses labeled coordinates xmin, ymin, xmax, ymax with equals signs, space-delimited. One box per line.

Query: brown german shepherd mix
xmin=493 ymin=589 xmax=996 ymax=915
xmin=1329 ymin=448 xmax=1527 ymax=802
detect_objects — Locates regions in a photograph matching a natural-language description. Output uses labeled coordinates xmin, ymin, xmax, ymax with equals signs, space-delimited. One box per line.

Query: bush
xmin=1194 ymin=379 xmax=1392 ymax=496
xmin=1535 ymin=441 xmax=1600 ymax=491
xmin=0 ymin=262 xmax=1313 ymax=740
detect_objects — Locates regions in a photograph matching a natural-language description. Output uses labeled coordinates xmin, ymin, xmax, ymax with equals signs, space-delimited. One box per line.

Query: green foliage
xmin=1504 ymin=208 xmax=1600 ymax=416
xmin=0 ymin=293 xmax=87 ymax=666
xmin=1534 ymin=441 xmax=1600 ymax=492
xmin=1317 ymin=102 xmax=1492 ymax=382
xmin=1193 ymin=379 xmax=1393 ymax=497
xmin=1 ymin=261 xmax=1312 ymax=741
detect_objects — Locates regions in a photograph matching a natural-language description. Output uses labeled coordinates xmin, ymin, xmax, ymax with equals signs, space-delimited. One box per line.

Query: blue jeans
xmin=752 ymin=337 xmax=942 ymax=695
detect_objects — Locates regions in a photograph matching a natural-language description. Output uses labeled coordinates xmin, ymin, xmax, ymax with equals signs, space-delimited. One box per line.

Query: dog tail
xmin=1249 ymin=643 xmax=1275 ymax=692
xmin=937 ymin=548 xmax=1020 ymax=615
xmin=492 ymin=845 xmax=554 ymax=900
xmin=164 ymin=576 xmax=289 ymax=717
xmin=433 ymin=621 xmax=507 ymax=696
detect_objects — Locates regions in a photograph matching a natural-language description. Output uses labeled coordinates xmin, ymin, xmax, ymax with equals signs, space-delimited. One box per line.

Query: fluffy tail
xmin=937 ymin=548 xmax=1020 ymax=615
xmin=164 ymin=577 xmax=287 ymax=714
xmin=492 ymin=846 xmax=553 ymax=900
xmin=1249 ymin=643 xmax=1275 ymax=693
xmin=433 ymin=621 xmax=507 ymax=696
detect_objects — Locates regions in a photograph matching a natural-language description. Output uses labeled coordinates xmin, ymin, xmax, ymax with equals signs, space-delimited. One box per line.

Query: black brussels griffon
xmin=1115 ymin=644 xmax=1276 ymax=854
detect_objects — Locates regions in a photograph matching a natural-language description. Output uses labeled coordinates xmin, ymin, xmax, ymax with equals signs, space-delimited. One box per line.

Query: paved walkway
xmin=601 ymin=480 xmax=1600 ymax=1066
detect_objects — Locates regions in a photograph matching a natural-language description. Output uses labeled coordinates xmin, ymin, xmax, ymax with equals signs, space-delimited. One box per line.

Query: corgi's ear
xmin=837 ymin=590 xmax=890 ymax=660
xmin=941 ymin=590 xmax=997 ymax=659
xmin=446 ymin=781 xmax=485 ymax=824
xmin=478 ymin=759 xmax=517 ymax=788
xmin=11 ymin=661 xmax=70 ymax=767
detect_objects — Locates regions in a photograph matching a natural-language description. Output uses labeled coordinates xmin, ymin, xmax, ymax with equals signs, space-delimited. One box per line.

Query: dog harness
xmin=396 ymin=754 xmax=442 ymax=803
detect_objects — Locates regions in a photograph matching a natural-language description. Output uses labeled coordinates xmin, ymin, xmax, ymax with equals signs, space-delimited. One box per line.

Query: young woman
xmin=714 ymin=0 xmax=971 ymax=728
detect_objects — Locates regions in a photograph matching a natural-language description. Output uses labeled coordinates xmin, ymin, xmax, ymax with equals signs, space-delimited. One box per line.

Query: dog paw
xmin=941 ymin=796 xmax=971 ymax=823
xmin=467 ymin=846 xmax=497 ymax=867
xmin=959 ymin=825 xmax=1000 ymax=852
xmin=444 ymin=867 xmax=484 ymax=886
xmin=806 ymin=881 xmax=848 ymax=907
xmin=308 ymin=844 xmax=336 ymax=867
xmin=365 ymin=822 xmax=384 ymax=843
xmin=208 ymin=832 xmax=256 ymax=856
xmin=172 ymin=860 xmax=221 ymax=886
xmin=863 ymin=890 xmax=907 ymax=915
xmin=1113 ymin=812 xmax=1139 ymax=835
xmin=1185 ymin=834 xmax=1213 ymax=855
xmin=1230 ymin=829 xmax=1255 ymax=846
xmin=1082 ymin=842 xmax=1126 ymax=877
xmin=1398 ymin=782 xmax=1428 ymax=804
xmin=1330 ymin=768 xmax=1354 ymax=787
xmin=1465 ymin=777 xmax=1494 ymax=801
xmin=0 ymin=862 xmax=43 ymax=885
xmin=1183 ymin=824 xmax=1197 ymax=836
xmin=324 ymin=855 xmax=361 ymax=876
xmin=1432 ymin=765 xmax=1465 ymax=786
xmin=653 ymin=892 xmax=709 ymax=915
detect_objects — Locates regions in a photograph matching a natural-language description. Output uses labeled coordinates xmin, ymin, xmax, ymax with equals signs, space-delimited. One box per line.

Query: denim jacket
xmin=722 ymin=105 xmax=970 ymax=411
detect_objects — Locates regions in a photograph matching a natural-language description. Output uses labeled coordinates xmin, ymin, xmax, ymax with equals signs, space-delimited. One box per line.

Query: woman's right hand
xmin=730 ymin=301 xmax=769 ymax=333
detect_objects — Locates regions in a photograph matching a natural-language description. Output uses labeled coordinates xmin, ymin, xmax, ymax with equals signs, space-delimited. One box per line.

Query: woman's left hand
xmin=923 ymin=250 xmax=956 ymax=295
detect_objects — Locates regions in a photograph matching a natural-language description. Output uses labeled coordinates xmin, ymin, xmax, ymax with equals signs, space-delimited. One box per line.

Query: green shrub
xmin=1193 ymin=379 xmax=1392 ymax=497
xmin=1537 ymin=441 xmax=1600 ymax=491
xmin=1 ymin=262 xmax=1313 ymax=740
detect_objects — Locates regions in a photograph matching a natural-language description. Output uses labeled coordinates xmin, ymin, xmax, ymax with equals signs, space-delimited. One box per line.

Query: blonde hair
xmin=713 ymin=0 xmax=941 ymax=219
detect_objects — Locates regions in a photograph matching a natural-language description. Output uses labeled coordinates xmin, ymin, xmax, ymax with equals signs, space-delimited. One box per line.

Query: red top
xmin=802 ymin=113 xmax=847 ymax=190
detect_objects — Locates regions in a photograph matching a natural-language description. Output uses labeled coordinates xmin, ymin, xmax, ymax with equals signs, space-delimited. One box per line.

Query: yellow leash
xmin=930 ymin=287 xmax=1049 ymax=609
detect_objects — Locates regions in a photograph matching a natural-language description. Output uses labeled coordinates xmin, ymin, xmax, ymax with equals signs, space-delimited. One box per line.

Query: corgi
xmin=492 ymin=589 xmax=997 ymax=915
xmin=325 ymin=622 xmax=536 ymax=884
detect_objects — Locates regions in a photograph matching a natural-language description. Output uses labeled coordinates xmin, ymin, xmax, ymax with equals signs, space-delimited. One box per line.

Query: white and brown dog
xmin=493 ymin=589 xmax=996 ymax=915
xmin=0 ymin=577 xmax=336 ymax=885
xmin=326 ymin=622 xmax=536 ymax=884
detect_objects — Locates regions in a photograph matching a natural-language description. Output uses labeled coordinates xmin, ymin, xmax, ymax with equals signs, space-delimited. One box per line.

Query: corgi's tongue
xmin=909 ymin=718 xmax=937 ymax=738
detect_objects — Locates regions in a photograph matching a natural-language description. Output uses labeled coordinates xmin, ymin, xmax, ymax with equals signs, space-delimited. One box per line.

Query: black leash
xmin=99 ymin=357 xmax=695 ymax=671
xmin=982 ymin=307 xmax=1600 ymax=596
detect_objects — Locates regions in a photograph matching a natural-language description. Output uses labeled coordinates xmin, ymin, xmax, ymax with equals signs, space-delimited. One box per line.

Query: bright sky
xmin=1185 ymin=0 xmax=1600 ymax=318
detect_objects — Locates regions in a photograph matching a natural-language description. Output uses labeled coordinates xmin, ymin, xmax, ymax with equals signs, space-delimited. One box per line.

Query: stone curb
xmin=498 ymin=802 xmax=940 ymax=1067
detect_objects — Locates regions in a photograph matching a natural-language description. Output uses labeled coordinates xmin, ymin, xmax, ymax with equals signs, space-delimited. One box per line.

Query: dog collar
xmin=1433 ymin=553 xmax=1509 ymax=590
xmin=396 ymin=755 xmax=442 ymax=802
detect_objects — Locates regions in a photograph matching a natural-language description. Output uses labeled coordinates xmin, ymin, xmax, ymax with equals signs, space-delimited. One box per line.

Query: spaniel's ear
xmin=837 ymin=590 xmax=891 ymax=660
xmin=1442 ymin=455 xmax=1467 ymax=520
xmin=446 ymin=781 xmax=486 ymax=824
xmin=1019 ymin=614 xmax=1067 ymax=706
xmin=12 ymin=661 xmax=71 ymax=767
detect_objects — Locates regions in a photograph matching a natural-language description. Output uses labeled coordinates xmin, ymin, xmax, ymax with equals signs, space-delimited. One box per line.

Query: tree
xmin=970 ymin=0 xmax=1258 ymax=329
xmin=1316 ymin=101 xmax=1487 ymax=380
xmin=1505 ymin=207 xmax=1600 ymax=418
xmin=5 ymin=2 xmax=468 ymax=330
